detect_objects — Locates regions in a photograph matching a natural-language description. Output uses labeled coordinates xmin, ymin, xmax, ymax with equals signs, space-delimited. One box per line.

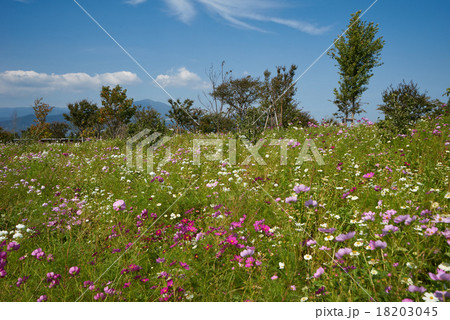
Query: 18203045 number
xmin=377 ymin=307 xmax=438 ymax=317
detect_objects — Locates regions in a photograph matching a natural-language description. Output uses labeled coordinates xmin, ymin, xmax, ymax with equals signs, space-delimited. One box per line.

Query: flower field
xmin=0 ymin=115 xmax=449 ymax=302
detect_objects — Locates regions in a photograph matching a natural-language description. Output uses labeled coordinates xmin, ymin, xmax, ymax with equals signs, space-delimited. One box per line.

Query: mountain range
xmin=0 ymin=99 xmax=171 ymax=133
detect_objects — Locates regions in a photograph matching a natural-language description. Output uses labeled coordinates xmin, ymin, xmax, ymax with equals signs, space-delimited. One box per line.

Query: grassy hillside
xmin=0 ymin=114 xmax=449 ymax=302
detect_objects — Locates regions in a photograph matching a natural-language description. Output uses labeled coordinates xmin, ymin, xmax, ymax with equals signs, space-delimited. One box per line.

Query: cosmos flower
xmin=335 ymin=231 xmax=356 ymax=242
xmin=113 ymin=200 xmax=126 ymax=211
xmin=293 ymin=184 xmax=310 ymax=193
xmin=313 ymin=267 xmax=325 ymax=278
xmin=335 ymin=248 xmax=352 ymax=259
xmin=285 ymin=196 xmax=298 ymax=203
xmin=429 ymin=269 xmax=450 ymax=281
xmin=69 ymin=266 xmax=80 ymax=276
xmin=305 ymin=199 xmax=318 ymax=207
xmin=368 ymin=240 xmax=387 ymax=250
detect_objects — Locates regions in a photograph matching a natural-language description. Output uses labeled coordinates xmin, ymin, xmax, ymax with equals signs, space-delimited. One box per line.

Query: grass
xmin=0 ymin=115 xmax=449 ymax=302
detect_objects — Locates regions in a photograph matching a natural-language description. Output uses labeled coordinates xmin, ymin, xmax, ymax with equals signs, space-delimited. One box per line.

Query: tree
xmin=64 ymin=99 xmax=100 ymax=137
xmin=0 ymin=127 xmax=14 ymax=143
xmin=29 ymin=98 xmax=54 ymax=139
xmin=260 ymin=65 xmax=299 ymax=129
xmin=212 ymin=75 xmax=262 ymax=139
xmin=198 ymin=61 xmax=233 ymax=134
xmin=328 ymin=10 xmax=385 ymax=124
xmin=378 ymin=81 xmax=439 ymax=133
xmin=167 ymin=99 xmax=201 ymax=134
xmin=128 ymin=106 xmax=166 ymax=136
xmin=48 ymin=122 xmax=70 ymax=138
xmin=99 ymin=85 xmax=136 ymax=138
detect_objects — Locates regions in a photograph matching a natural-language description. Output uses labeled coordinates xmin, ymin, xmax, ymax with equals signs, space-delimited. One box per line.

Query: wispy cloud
xmin=0 ymin=70 xmax=141 ymax=95
xmin=163 ymin=0 xmax=330 ymax=35
xmin=124 ymin=0 xmax=148 ymax=5
xmin=156 ymin=67 xmax=209 ymax=89
xmin=164 ymin=0 xmax=196 ymax=23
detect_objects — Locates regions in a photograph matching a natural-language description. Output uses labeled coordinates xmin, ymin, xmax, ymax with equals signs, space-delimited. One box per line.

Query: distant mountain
xmin=0 ymin=114 xmax=68 ymax=133
xmin=0 ymin=107 xmax=68 ymax=122
xmin=0 ymin=99 xmax=172 ymax=133
xmin=134 ymin=99 xmax=171 ymax=118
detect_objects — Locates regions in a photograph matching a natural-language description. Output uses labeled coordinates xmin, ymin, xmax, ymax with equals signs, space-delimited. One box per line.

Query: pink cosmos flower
xmin=37 ymin=295 xmax=47 ymax=302
xmin=69 ymin=266 xmax=80 ymax=276
xmin=429 ymin=269 xmax=450 ymax=281
xmin=313 ymin=267 xmax=325 ymax=278
xmin=31 ymin=248 xmax=45 ymax=260
xmin=113 ymin=200 xmax=126 ymax=211
xmin=368 ymin=240 xmax=387 ymax=250
xmin=363 ymin=172 xmax=375 ymax=179
xmin=285 ymin=196 xmax=298 ymax=203
xmin=293 ymin=184 xmax=310 ymax=193
xmin=335 ymin=231 xmax=356 ymax=242
xmin=7 ymin=242 xmax=20 ymax=251
xmin=271 ymin=275 xmax=278 ymax=280
xmin=335 ymin=248 xmax=352 ymax=259
xmin=408 ymin=285 xmax=426 ymax=293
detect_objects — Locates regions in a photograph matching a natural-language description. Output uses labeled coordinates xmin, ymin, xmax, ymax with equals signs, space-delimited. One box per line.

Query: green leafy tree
xmin=99 ymin=85 xmax=136 ymax=138
xmin=328 ymin=10 xmax=385 ymax=124
xmin=29 ymin=98 xmax=54 ymax=139
xmin=378 ymin=81 xmax=439 ymax=133
xmin=167 ymin=99 xmax=201 ymax=134
xmin=128 ymin=106 xmax=166 ymax=136
xmin=48 ymin=122 xmax=70 ymax=138
xmin=0 ymin=127 xmax=14 ymax=143
xmin=260 ymin=65 xmax=299 ymax=128
xmin=64 ymin=99 xmax=100 ymax=137
xmin=212 ymin=75 xmax=262 ymax=139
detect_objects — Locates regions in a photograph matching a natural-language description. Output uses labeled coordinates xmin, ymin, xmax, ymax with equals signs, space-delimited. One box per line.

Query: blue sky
xmin=1 ymin=0 xmax=449 ymax=121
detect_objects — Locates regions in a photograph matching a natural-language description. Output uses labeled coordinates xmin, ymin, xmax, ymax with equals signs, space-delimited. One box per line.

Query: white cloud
xmin=156 ymin=67 xmax=209 ymax=89
xmin=0 ymin=70 xmax=141 ymax=95
xmin=163 ymin=0 xmax=330 ymax=35
xmin=164 ymin=0 xmax=196 ymax=23
xmin=124 ymin=0 xmax=148 ymax=5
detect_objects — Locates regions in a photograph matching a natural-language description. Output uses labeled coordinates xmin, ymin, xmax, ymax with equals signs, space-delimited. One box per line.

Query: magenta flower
xmin=0 ymin=269 xmax=6 ymax=278
xmin=429 ymin=269 xmax=450 ymax=281
xmin=156 ymin=257 xmax=166 ymax=263
xmin=113 ymin=200 xmax=126 ymax=211
xmin=31 ymin=248 xmax=45 ymax=260
xmin=313 ymin=267 xmax=325 ymax=278
xmin=368 ymin=240 xmax=387 ymax=250
xmin=37 ymin=295 xmax=47 ymax=302
xmin=306 ymin=239 xmax=317 ymax=247
xmin=402 ymin=298 xmax=413 ymax=302
xmin=271 ymin=275 xmax=278 ymax=280
xmin=94 ymin=293 xmax=106 ymax=301
xmin=335 ymin=231 xmax=356 ymax=242
xmin=69 ymin=266 xmax=80 ymax=276
xmin=179 ymin=262 xmax=190 ymax=270
xmin=335 ymin=248 xmax=352 ymax=259
xmin=293 ymin=184 xmax=310 ymax=193
xmin=7 ymin=242 xmax=20 ymax=251
xmin=226 ymin=235 xmax=238 ymax=245
xmin=363 ymin=172 xmax=375 ymax=179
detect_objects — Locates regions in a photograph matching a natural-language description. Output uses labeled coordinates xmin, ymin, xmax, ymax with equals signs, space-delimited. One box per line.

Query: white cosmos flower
xmin=279 ymin=262 xmax=285 ymax=269
xmin=304 ymin=254 xmax=312 ymax=260
xmin=422 ymin=293 xmax=438 ymax=302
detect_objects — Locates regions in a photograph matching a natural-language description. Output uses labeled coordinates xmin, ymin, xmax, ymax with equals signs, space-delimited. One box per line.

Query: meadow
xmin=0 ymin=114 xmax=449 ymax=302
